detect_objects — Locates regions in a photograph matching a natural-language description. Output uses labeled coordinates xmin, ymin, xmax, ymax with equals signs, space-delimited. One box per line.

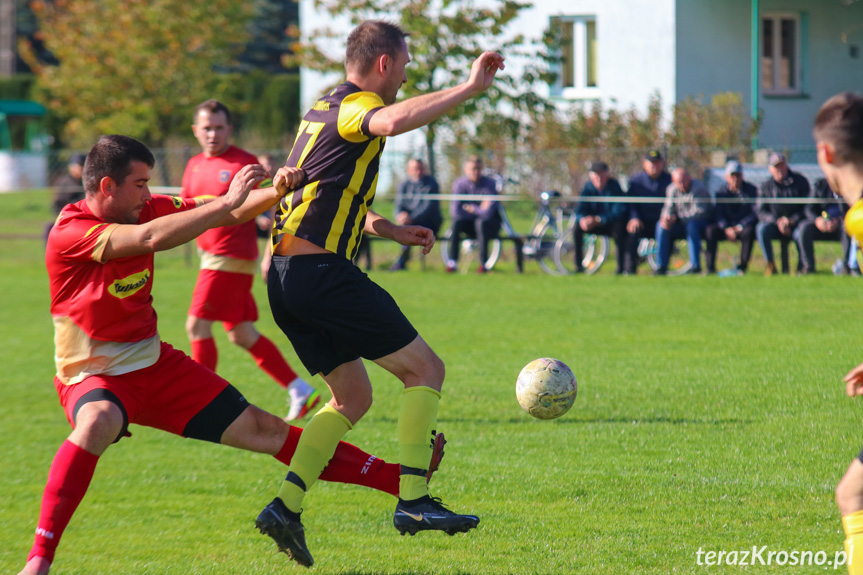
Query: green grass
xmin=2 ymin=190 xmax=862 ymax=574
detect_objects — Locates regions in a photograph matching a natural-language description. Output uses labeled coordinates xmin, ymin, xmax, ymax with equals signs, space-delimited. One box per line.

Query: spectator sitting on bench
xmin=446 ymin=156 xmax=501 ymax=274
xmin=572 ymin=161 xmax=627 ymax=274
xmin=797 ymin=177 xmax=850 ymax=274
xmin=624 ymin=149 xmax=672 ymax=274
xmin=704 ymin=160 xmax=757 ymax=275
xmin=391 ymin=158 xmax=442 ymax=271
xmin=756 ymin=152 xmax=811 ymax=276
xmin=654 ymin=167 xmax=712 ymax=275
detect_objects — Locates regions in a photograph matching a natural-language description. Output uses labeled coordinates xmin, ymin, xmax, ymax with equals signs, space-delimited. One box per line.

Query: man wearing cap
xmin=571 ymin=161 xmax=627 ymax=274
xmin=654 ymin=167 xmax=712 ymax=274
xmin=624 ymin=149 xmax=672 ymax=274
xmin=704 ymin=160 xmax=758 ymax=274
xmin=796 ymin=177 xmax=849 ymax=274
xmin=755 ymin=152 xmax=811 ymax=275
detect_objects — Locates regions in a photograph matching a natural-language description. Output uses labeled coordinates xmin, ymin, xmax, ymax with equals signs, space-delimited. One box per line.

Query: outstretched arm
xmin=364 ymin=210 xmax=436 ymax=255
xmin=217 ymin=166 xmax=304 ymax=226
xmin=103 ymin=164 xmax=267 ymax=260
xmin=368 ymin=51 xmax=505 ymax=137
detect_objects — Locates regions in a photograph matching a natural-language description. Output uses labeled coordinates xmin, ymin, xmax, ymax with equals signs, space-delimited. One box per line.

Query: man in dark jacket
xmin=43 ymin=154 xmax=86 ymax=243
xmin=704 ymin=160 xmax=758 ymax=274
xmin=624 ymin=149 xmax=672 ymax=274
xmin=797 ymin=177 xmax=849 ymax=274
xmin=756 ymin=152 xmax=811 ymax=275
xmin=572 ymin=161 xmax=627 ymax=273
xmin=391 ymin=158 xmax=442 ymax=270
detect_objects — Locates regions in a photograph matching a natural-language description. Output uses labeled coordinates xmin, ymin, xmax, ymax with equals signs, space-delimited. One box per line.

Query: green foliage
xmin=209 ymin=71 xmax=301 ymax=148
xmin=455 ymin=91 xmax=760 ymax=197
xmin=670 ymin=92 xmax=762 ymax=169
xmin=291 ymin=0 xmax=546 ymax=174
xmin=235 ymin=0 xmax=300 ymax=73
xmin=0 ymin=73 xmax=35 ymax=99
xmin=21 ymin=0 xmax=255 ymax=148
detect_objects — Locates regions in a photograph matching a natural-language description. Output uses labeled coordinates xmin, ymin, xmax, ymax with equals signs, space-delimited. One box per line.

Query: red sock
xmin=273 ymin=427 xmax=398 ymax=497
xmin=248 ymin=336 xmax=297 ymax=388
xmin=27 ymin=440 xmax=100 ymax=563
xmin=190 ymin=338 xmax=218 ymax=371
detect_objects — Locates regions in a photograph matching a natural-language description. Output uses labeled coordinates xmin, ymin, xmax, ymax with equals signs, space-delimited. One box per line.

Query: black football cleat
xmin=393 ymin=495 xmax=480 ymax=536
xmin=255 ymin=498 xmax=314 ymax=567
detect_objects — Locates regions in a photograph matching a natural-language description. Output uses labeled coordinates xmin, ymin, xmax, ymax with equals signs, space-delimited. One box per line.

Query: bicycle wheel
xmin=554 ymin=225 xmax=610 ymax=275
xmin=526 ymin=221 xmax=562 ymax=275
xmin=643 ymin=238 xmax=692 ymax=276
xmin=583 ymin=234 xmax=610 ymax=275
xmin=439 ymin=230 xmax=502 ymax=272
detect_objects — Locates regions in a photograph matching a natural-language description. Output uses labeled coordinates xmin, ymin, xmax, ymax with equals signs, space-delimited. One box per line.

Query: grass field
xmin=2 ymin=190 xmax=863 ymax=574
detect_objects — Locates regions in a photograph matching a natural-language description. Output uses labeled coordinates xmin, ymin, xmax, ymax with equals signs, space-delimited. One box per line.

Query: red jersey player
xmin=181 ymin=100 xmax=318 ymax=420
xmin=17 ymin=135 xmax=444 ymax=575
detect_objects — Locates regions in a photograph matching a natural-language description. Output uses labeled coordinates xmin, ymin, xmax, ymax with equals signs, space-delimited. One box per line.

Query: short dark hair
xmin=814 ymin=92 xmax=863 ymax=165
xmin=346 ymin=20 xmax=408 ymax=75
xmin=83 ymin=135 xmax=155 ymax=195
xmin=194 ymin=99 xmax=232 ymax=124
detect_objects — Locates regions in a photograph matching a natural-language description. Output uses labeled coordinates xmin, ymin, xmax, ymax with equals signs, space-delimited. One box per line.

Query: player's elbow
xmin=369 ymin=115 xmax=402 ymax=138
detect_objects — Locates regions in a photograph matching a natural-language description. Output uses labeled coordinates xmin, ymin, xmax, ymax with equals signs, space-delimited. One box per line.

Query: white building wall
xmin=509 ymin=0 xmax=677 ymax=117
xmin=674 ymin=0 xmax=751 ymax=107
xmin=757 ymin=0 xmax=863 ymax=147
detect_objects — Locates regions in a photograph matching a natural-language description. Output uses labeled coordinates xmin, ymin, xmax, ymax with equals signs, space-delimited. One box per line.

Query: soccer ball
xmin=516 ymin=358 xmax=577 ymax=420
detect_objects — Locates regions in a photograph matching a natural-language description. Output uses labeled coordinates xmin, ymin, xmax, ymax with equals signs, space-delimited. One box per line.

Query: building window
xmin=550 ymin=15 xmax=599 ymax=98
xmin=761 ymin=13 xmax=801 ymax=95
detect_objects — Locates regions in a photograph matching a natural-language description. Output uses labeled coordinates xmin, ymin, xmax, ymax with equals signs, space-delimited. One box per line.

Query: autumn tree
xmin=291 ymin=0 xmax=546 ymax=175
xmin=21 ymin=0 xmax=254 ymax=149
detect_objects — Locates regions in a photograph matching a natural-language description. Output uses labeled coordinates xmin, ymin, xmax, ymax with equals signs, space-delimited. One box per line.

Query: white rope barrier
xmin=150 ymin=187 xmax=842 ymax=205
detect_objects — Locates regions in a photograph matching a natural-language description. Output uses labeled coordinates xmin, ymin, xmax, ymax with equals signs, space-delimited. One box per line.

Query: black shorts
xmin=268 ymin=253 xmax=418 ymax=376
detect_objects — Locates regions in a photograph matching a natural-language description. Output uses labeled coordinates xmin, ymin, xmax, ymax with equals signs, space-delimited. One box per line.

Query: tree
xmin=21 ymin=0 xmax=254 ymax=149
xmin=236 ymin=0 xmax=300 ymax=73
xmin=290 ymin=0 xmax=547 ymax=175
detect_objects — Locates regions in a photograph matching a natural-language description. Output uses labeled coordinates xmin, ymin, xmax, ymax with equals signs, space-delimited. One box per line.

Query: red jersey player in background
xmin=181 ymin=100 xmax=318 ymax=420
xmin=17 ymin=135 xmax=444 ymax=575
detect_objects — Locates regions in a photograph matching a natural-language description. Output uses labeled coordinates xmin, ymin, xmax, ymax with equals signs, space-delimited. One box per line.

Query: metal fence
xmin=20 ymin=144 xmax=822 ymax=198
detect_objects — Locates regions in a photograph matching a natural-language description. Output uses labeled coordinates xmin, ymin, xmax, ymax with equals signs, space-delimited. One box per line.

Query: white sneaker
xmin=285 ymin=380 xmax=320 ymax=421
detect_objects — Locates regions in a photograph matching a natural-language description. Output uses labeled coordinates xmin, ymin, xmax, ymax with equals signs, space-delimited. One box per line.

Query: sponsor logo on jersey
xmin=171 ymin=196 xmax=183 ymax=209
xmin=312 ymin=100 xmax=330 ymax=112
xmin=219 ymin=170 xmax=231 ymax=183
xmin=108 ymin=269 xmax=151 ymax=299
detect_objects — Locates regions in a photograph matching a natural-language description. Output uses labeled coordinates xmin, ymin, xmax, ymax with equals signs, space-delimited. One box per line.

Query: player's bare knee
xmin=332 ymin=392 xmax=372 ymax=424
xmin=428 ymin=353 xmax=445 ymax=388
xmin=409 ymin=353 xmax=445 ymax=390
xmin=227 ymin=323 xmax=259 ymax=349
xmin=71 ymin=403 xmax=123 ymax=452
xmin=837 ymin=461 xmax=863 ymax=516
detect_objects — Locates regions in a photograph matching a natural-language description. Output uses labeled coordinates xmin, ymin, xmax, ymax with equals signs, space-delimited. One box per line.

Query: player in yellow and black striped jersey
xmin=272 ymin=84 xmax=387 ymax=260
xmin=259 ymin=20 xmax=505 ymax=567
xmin=815 ymin=92 xmax=863 ymax=575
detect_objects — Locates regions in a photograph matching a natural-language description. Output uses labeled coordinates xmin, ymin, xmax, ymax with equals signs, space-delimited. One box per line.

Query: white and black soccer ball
xmin=516 ymin=358 xmax=577 ymax=420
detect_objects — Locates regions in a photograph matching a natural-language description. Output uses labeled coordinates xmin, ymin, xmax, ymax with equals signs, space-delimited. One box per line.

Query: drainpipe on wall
xmin=751 ymin=0 xmax=760 ymax=151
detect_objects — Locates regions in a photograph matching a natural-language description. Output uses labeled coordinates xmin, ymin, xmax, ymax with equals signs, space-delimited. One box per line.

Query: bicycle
xmin=553 ymin=213 xmax=611 ymax=275
xmin=518 ymin=190 xmax=571 ymax=275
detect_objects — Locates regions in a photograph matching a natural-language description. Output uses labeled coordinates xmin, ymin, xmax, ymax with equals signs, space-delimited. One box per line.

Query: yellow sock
xmin=277 ymin=403 xmax=352 ymax=513
xmin=844 ymin=510 xmax=863 ymax=574
xmin=398 ymin=386 xmax=441 ymax=501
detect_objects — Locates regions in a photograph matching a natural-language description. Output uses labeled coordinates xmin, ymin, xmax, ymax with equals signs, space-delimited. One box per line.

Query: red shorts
xmin=54 ymin=342 xmax=234 ymax=438
xmin=189 ymin=269 xmax=258 ymax=330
